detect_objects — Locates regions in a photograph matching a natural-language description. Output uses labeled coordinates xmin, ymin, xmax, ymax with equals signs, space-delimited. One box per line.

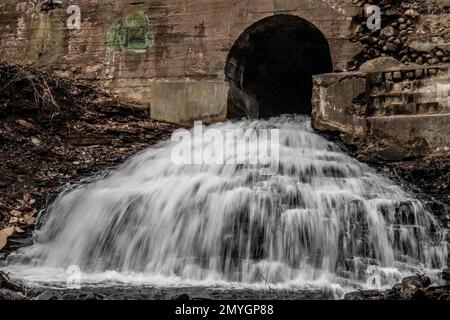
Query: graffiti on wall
xmin=107 ymin=12 xmax=154 ymax=53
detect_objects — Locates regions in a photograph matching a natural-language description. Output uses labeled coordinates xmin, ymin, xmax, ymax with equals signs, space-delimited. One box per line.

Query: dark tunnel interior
xmin=225 ymin=15 xmax=333 ymax=119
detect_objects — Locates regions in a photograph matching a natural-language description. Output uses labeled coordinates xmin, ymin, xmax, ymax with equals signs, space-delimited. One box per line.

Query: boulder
xmin=359 ymin=57 xmax=404 ymax=72
xmin=402 ymin=275 xmax=432 ymax=289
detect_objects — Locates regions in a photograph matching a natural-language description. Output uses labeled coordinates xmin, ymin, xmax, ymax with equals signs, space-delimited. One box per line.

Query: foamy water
xmin=3 ymin=115 xmax=448 ymax=297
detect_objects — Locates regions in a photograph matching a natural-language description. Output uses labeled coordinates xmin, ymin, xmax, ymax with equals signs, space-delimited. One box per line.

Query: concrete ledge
xmin=312 ymin=72 xmax=368 ymax=138
xmin=368 ymin=114 xmax=450 ymax=160
xmin=150 ymin=81 xmax=229 ymax=126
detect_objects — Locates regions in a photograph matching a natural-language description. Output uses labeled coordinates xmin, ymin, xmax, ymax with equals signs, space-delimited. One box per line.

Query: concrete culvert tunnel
xmin=225 ymin=15 xmax=333 ymax=119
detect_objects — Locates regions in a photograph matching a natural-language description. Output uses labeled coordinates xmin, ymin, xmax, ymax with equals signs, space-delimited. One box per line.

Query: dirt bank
xmin=0 ymin=61 xmax=179 ymax=257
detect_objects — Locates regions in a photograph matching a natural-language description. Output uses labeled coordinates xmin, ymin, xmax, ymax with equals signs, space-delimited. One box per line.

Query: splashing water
xmin=3 ymin=116 xmax=448 ymax=296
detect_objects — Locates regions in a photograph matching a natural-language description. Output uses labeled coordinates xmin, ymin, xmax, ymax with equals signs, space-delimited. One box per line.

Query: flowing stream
xmin=3 ymin=115 xmax=448 ymax=298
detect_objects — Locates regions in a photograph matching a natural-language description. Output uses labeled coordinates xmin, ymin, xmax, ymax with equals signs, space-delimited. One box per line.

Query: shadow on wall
xmin=225 ymin=14 xmax=333 ymax=119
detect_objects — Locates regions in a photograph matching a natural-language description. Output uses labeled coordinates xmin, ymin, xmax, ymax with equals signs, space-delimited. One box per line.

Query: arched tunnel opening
xmin=225 ymin=15 xmax=333 ymax=119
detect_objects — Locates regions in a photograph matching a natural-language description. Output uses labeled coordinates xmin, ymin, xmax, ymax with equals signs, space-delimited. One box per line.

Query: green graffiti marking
xmin=107 ymin=12 xmax=154 ymax=52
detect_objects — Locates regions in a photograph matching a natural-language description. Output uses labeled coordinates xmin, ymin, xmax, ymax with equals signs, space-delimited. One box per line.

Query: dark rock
xmin=442 ymin=269 xmax=450 ymax=282
xmin=402 ymin=274 xmax=431 ymax=289
xmin=344 ymin=290 xmax=383 ymax=300
xmin=0 ymin=288 xmax=27 ymax=300
xmin=383 ymin=42 xmax=398 ymax=52
xmin=175 ymin=294 xmax=191 ymax=301
xmin=393 ymin=71 xmax=403 ymax=81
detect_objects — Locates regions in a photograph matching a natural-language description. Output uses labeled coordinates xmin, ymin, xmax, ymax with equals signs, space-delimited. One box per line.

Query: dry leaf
xmin=28 ymin=208 xmax=38 ymax=217
xmin=9 ymin=217 xmax=19 ymax=224
xmin=23 ymin=192 xmax=30 ymax=204
xmin=24 ymin=216 xmax=36 ymax=225
xmin=14 ymin=227 xmax=25 ymax=233
xmin=0 ymin=227 xmax=15 ymax=251
xmin=10 ymin=210 xmax=22 ymax=217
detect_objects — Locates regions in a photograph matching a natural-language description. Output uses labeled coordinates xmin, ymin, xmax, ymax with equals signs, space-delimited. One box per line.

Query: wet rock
xmin=344 ymin=290 xmax=383 ymax=300
xmin=175 ymin=294 xmax=191 ymax=301
xmin=402 ymin=275 xmax=431 ymax=289
xmin=0 ymin=288 xmax=27 ymax=300
xmin=442 ymin=269 xmax=450 ymax=283
xmin=0 ymin=271 xmax=28 ymax=300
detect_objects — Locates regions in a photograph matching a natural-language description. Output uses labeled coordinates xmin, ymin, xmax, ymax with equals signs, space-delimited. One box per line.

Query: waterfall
xmin=4 ymin=115 xmax=448 ymax=292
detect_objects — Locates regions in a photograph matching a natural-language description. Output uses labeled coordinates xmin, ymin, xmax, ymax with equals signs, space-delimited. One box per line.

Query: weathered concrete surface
xmin=313 ymin=64 xmax=450 ymax=160
xmin=367 ymin=114 xmax=450 ymax=160
xmin=0 ymin=0 xmax=360 ymax=97
xmin=150 ymin=81 xmax=229 ymax=126
xmin=0 ymin=0 xmax=363 ymax=124
xmin=312 ymin=72 xmax=368 ymax=138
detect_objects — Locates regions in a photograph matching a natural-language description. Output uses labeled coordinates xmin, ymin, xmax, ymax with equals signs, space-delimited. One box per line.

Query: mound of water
xmin=4 ymin=116 xmax=448 ymax=292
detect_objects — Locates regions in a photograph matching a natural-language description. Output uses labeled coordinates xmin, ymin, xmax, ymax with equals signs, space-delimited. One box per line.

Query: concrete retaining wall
xmin=312 ymin=64 xmax=450 ymax=160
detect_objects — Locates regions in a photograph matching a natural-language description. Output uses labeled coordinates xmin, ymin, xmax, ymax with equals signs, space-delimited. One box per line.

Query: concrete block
xmin=150 ymin=81 xmax=229 ymax=126
xmin=312 ymin=72 xmax=368 ymax=137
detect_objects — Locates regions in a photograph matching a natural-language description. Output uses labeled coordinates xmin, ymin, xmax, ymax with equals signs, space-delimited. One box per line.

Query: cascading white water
xmin=4 ymin=115 xmax=448 ymax=293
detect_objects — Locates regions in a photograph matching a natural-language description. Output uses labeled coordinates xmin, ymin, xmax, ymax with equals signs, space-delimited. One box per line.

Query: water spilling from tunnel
xmin=4 ymin=115 xmax=448 ymax=296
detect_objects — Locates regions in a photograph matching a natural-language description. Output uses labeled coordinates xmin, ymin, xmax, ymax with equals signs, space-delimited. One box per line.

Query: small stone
xmin=383 ymin=42 xmax=398 ymax=52
xmin=31 ymin=137 xmax=42 ymax=146
xmin=415 ymin=69 xmax=424 ymax=78
xmin=360 ymin=35 xmax=370 ymax=43
xmin=398 ymin=18 xmax=406 ymax=24
xmin=405 ymin=9 xmax=419 ymax=17
xmin=428 ymin=58 xmax=440 ymax=64
xmin=385 ymin=72 xmax=393 ymax=81
xmin=435 ymin=51 xmax=444 ymax=57
xmin=432 ymin=37 xmax=440 ymax=43
xmin=399 ymin=24 xmax=408 ymax=31
xmin=406 ymin=72 xmax=415 ymax=79
xmin=380 ymin=26 xmax=396 ymax=39
xmin=428 ymin=68 xmax=437 ymax=76
xmin=393 ymin=71 xmax=402 ymax=81
xmin=15 ymin=119 xmax=33 ymax=130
